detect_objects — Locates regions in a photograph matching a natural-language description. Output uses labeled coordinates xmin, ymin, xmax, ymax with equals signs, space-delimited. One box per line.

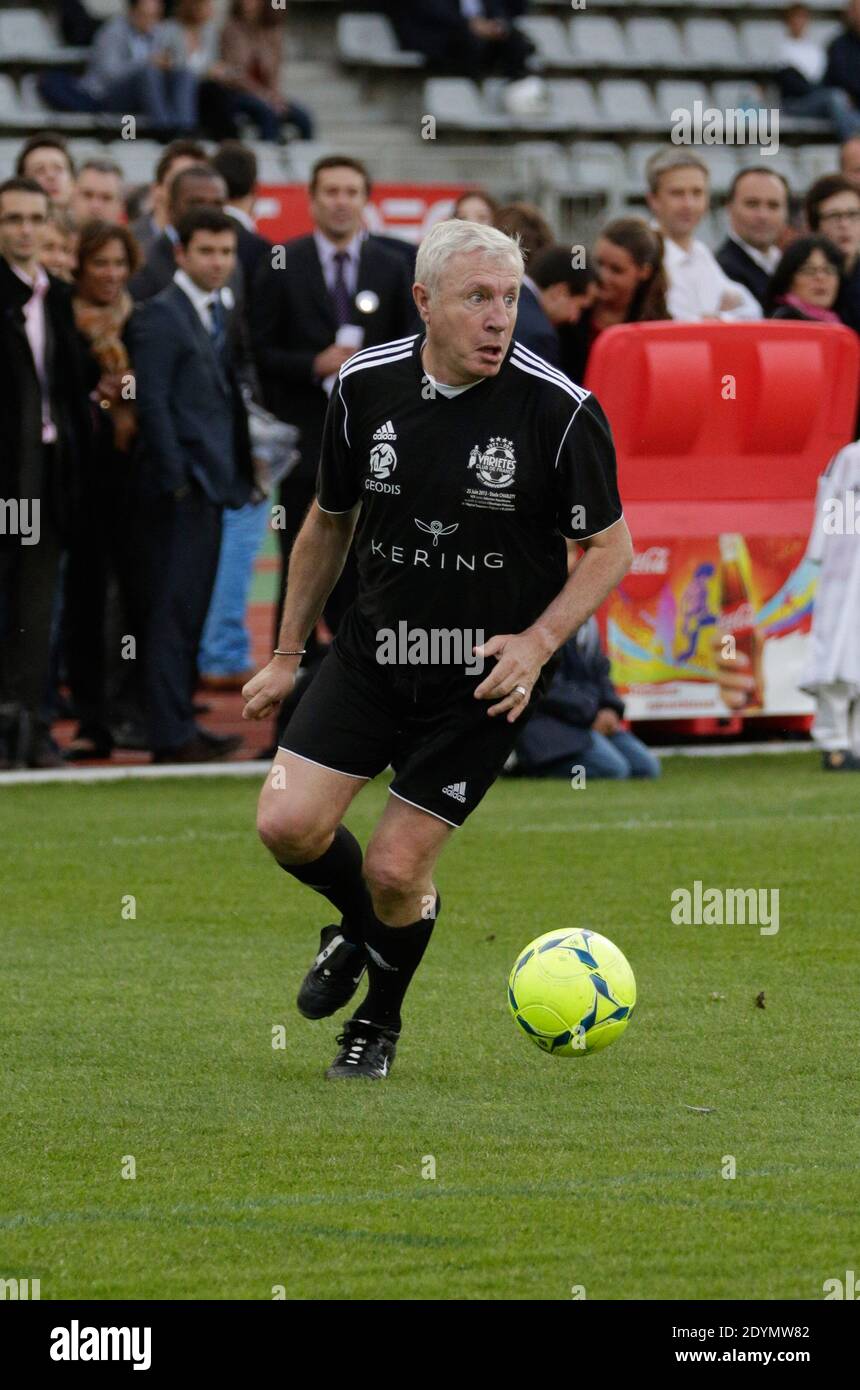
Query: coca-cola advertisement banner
xmin=606 ymin=535 xmax=818 ymax=720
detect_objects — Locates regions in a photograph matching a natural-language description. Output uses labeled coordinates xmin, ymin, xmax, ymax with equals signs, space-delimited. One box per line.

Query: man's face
xmin=849 ymin=0 xmax=860 ymax=34
xmin=416 ymin=249 xmax=520 ymax=383
xmin=72 ymin=169 xmax=123 ymax=226
xmin=0 ymin=189 xmax=49 ymax=265
xmin=131 ymin=0 xmax=163 ymax=33
xmin=729 ymin=172 xmax=788 ymax=250
xmin=648 ymin=166 xmax=709 ymax=242
xmin=540 ymin=279 xmax=597 ymax=326
xmin=841 ymin=138 xmax=860 ymax=191
xmin=175 ymin=229 xmax=236 ymax=292
xmin=816 ymin=189 xmax=860 ymax=260
xmin=22 ymin=146 xmax=74 ymax=206
xmin=153 ymin=155 xmax=198 ymax=223
xmin=786 ymin=5 xmax=809 ymax=38
xmin=171 ymin=173 xmax=226 ymax=223
xmin=39 ymin=223 xmax=76 ymax=281
xmin=311 ymin=167 xmax=368 ymax=242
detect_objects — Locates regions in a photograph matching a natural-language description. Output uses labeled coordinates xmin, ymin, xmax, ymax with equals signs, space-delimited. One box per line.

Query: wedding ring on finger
xmin=513 ymin=685 xmax=528 ymax=701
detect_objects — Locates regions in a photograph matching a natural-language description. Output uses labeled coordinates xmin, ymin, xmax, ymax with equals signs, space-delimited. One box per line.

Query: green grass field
xmin=2 ymin=753 xmax=857 ymax=1301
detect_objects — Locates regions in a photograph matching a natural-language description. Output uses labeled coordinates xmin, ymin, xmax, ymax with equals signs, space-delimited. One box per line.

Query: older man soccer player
xmin=243 ymin=219 xmax=632 ymax=1080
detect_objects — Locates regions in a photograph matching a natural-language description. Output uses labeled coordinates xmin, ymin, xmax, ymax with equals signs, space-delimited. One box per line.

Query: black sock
xmin=278 ymin=826 xmax=371 ymax=945
xmin=353 ymin=892 xmax=440 ymax=1033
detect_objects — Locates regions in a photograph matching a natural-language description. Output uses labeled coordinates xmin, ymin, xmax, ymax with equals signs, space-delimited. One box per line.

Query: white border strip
xmin=0 ymin=741 xmax=815 ymax=786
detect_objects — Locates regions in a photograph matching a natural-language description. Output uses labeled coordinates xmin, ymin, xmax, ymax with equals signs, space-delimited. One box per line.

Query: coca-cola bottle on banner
xmin=718 ymin=534 xmax=764 ymax=710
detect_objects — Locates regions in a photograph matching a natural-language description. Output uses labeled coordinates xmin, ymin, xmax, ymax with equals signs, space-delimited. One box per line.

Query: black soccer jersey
xmin=316 ymin=333 xmax=622 ymax=671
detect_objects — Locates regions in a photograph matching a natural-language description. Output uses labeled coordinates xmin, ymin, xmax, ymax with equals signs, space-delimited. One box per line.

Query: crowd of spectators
xmin=1 ymin=104 xmax=859 ymax=771
xmin=42 ymin=0 xmax=314 ymax=143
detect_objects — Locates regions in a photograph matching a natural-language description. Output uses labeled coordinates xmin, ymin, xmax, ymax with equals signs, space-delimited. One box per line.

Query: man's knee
xmin=256 ymin=793 xmax=332 ymax=863
xmin=363 ymin=841 xmax=422 ymax=901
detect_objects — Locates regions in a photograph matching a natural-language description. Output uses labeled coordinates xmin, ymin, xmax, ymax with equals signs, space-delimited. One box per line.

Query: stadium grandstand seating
xmin=0 ymin=0 xmax=850 ymax=244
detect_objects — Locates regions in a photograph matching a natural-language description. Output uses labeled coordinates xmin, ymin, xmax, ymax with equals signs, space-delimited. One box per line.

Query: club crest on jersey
xmin=467 ymin=437 xmax=516 ymax=489
xmin=369 ymin=441 xmax=397 ymax=479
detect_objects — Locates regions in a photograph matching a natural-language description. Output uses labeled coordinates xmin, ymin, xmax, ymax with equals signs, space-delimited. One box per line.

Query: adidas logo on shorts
xmin=372 ymin=420 xmax=397 ymax=441
xmin=442 ymin=781 xmax=467 ymax=803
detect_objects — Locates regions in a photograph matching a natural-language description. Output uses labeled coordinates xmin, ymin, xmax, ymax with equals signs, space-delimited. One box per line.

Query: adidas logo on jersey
xmin=442 ymin=781 xmax=467 ymax=803
xmin=373 ymin=420 xmax=397 ymax=441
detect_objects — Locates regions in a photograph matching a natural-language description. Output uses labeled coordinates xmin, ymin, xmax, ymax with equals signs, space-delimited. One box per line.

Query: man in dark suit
xmin=0 ymin=177 xmax=93 ymax=768
xmin=389 ymin=0 xmax=532 ymax=79
xmin=715 ymin=168 xmax=789 ymax=310
xmin=127 ymin=208 xmax=254 ymax=763
xmin=212 ymin=141 xmax=272 ymax=292
xmin=129 ymin=137 xmax=207 ymax=257
xmin=251 ymin=154 xmax=416 ymax=647
xmin=517 ymin=246 xmax=598 ymax=368
xmin=129 ymin=163 xmax=239 ymax=303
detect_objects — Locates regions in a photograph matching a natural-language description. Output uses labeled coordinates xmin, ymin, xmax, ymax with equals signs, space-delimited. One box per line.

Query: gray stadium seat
xmin=0 ymin=8 xmax=57 ymax=58
xmin=0 ymin=76 xmax=20 ymax=118
xmin=423 ymin=79 xmax=506 ymax=132
xmin=545 ymin=79 xmax=602 ymax=130
xmin=682 ymin=19 xmax=745 ymax=68
xmin=738 ymin=20 xmax=784 ymax=66
xmin=337 ymin=14 xmax=423 ymax=68
xmin=569 ymin=140 xmax=628 ymax=192
xmin=516 ymin=16 xmax=574 ymax=67
xmin=626 ymin=142 xmax=668 ymax=191
xmin=698 ymin=147 xmax=741 ymax=194
xmin=735 ymin=146 xmax=800 ymax=186
xmin=597 ymin=80 xmax=659 ymax=129
xmin=796 ymin=145 xmax=842 ymax=185
xmin=567 ymin=16 xmax=627 ymax=67
xmin=710 ymin=81 xmax=769 ymax=113
xmin=654 ymin=80 xmax=711 ymax=123
xmin=513 ymin=140 xmax=572 ymax=190
xmin=625 ymin=19 xmax=687 ymax=71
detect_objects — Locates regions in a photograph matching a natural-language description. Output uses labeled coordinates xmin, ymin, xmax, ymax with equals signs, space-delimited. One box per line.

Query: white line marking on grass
xmin=649 ymin=742 xmax=812 ymax=758
xmin=2 ymin=1163 xmax=856 ymax=1230
xmin=0 ymin=760 xmax=270 ymax=787
xmin=516 ymin=812 xmax=860 ymax=833
xmin=0 ymin=742 xmax=815 ymax=786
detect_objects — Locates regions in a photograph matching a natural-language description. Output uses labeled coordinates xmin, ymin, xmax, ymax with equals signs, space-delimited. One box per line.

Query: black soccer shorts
xmin=279 ymin=640 xmax=541 ymax=828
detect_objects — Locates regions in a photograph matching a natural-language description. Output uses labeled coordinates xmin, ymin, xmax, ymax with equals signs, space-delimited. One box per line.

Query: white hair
xmin=415 ymin=218 xmax=524 ymax=296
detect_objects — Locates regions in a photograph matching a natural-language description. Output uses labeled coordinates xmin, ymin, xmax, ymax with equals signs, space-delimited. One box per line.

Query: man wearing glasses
xmin=0 ymin=177 xmax=92 ymax=768
xmin=805 ymin=174 xmax=860 ymax=335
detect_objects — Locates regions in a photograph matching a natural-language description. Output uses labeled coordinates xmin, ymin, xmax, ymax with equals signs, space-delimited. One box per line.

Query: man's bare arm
xmin=473 ymin=518 xmax=633 ymax=722
xmin=242 ymin=501 xmax=360 ymax=721
xmin=528 ymin=519 xmax=634 ymax=659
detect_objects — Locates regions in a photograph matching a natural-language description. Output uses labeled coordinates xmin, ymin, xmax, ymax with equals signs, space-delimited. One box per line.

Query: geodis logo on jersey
xmin=366 ymin=422 xmax=401 ymax=494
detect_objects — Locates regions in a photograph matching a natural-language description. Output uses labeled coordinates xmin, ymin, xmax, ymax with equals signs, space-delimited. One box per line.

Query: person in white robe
xmin=800 ymin=440 xmax=860 ymax=769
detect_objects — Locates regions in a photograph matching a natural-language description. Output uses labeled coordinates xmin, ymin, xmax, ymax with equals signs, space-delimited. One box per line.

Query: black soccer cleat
xmin=325 ymin=1019 xmax=399 ymax=1080
xmin=297 ymin=925 xmax=367 ymax=1020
